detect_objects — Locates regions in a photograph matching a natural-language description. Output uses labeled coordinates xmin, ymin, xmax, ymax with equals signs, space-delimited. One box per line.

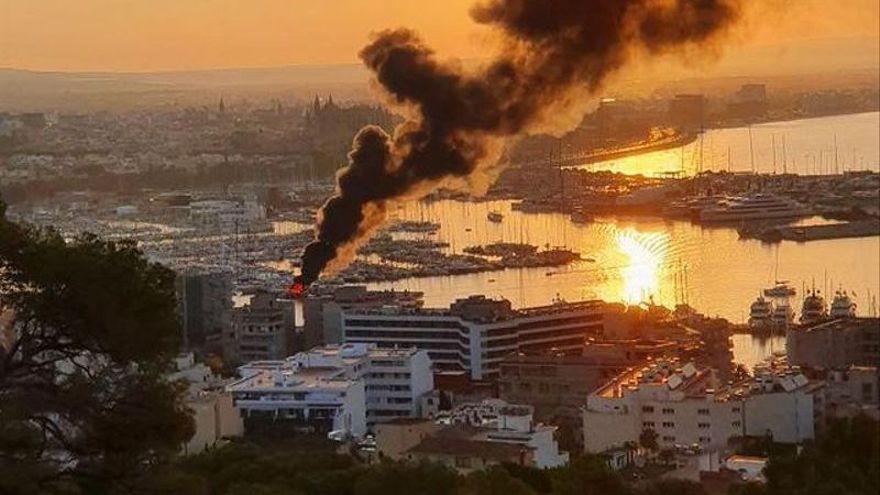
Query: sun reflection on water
xmin=615 ymin=228 xmax=670 ymax=304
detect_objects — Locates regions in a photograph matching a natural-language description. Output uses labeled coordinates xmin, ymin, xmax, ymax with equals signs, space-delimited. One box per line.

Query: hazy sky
xmin=0 ymin=0 xmax=877 ymax=72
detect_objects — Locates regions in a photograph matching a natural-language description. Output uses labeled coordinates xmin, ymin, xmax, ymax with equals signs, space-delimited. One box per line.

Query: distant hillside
xmin=1 ymin=36 xmax=876 ymax=113
xmin=0 ymin=64 xmax=372 ymax=112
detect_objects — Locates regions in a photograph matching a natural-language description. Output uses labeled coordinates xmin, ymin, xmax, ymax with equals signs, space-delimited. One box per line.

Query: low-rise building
xmin=787 ymin=317 xmax=880 ymax=368
xmin=169 ymin=353 xmax=243 ymax=455
xmin=228 ymin=343 xmax=434 ymax=437
xmin=583 ymin=360 xmax=824 ymax=455
xmin=583 ymin=360 xmax=741 ymax=454
xmin=735 ymin=366 xmax=823 ymax=444
xmin=824 ymin=366 xmax=879 ymax=420
xmin=377 ymin=400 xmax=568 ymax=472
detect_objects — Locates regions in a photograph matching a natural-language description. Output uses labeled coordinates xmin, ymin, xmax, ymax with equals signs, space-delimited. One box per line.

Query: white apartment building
xmin=444 ymin=400 xmax=570 ymax=469
xmin=583 ymin=361 xmax=742 ymax=454
xmin=228 ymin=354 xmax=367 ymax=439
xmin=583 ymin=360 xmax=823 ymax=455
xmin=228 ymin=343 xmax=434 ymax=437
xmin=341 ymin=296 xmax=613 ymax=380
xmin=737 ymin=365 xmax=823 ymax=443
xmin=169 ymin=353 xmax=243 ymax=455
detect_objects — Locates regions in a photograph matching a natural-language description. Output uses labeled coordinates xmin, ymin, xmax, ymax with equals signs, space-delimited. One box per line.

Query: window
xmin=662 ymin=408 xmax=675 ymax=415
xmin=698 ymin=408 xmax=710 ymax=415
xmin=698 ymin=423 xmax=710 ymax=429
xmin=732 ymin=421 xmax=741 ymax=428
xmin=662 ymin=436 xmax=676 ymax=442
xmin=662 ymin=422 xmax=675 ymax=428
xmin=732 ymin=407 xmax=741 ymax=413
xmin=642 ymin=406 xmax=655 ymax=413
xmin=642 ymin=422 xmax=655 ymax=428
xmin=699 ymin=436 xmax=711 ymax=443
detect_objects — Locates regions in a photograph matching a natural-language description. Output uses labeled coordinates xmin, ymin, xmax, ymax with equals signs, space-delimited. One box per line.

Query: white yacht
xmin=748 ymin=295 xmax=774 ymax=330
xmin=700 ymin=193 xmax=807 ymax=223
xmin=770 ymin=300 xmax=796 ymax=329
xmin=764 ymin=281 xmax=797 ymax=298
xmin=830 ymin=290 xmax=857 ymax=319
xmin=800 ymin=289 xmax=828 ymax=324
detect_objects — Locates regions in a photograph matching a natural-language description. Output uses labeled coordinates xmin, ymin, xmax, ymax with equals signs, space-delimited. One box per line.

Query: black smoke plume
xmin=298 ymin=0 xmax=740 ymax=286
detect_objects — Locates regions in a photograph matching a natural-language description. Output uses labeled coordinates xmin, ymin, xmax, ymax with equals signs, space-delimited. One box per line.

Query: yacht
xmin=700 ymin=193 xmax=807 ymax=223
xmin=487 ymin=211 xmax=504 ymax=223
xmin=800 ymin=289 xmax=828 ymax=324
xmin=770 ymin=300 xmax=796 ymax=329
xmin=764 ymin=281 xmax=797 ymax=298
xmin=748 ymin=295 xmax=774 ymax=330
xmin=830 ymin=290 xmax=857 ymax=319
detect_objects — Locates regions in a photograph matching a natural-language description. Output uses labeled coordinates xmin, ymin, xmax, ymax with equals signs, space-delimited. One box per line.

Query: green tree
xmin=353 ymin=460 xmax=458 ymax=495
xmin=0 ymin=200 xmax=194 ymax=494
xmin=459 ymin=466 xmax=537 ymax=495
xmin=550 ymin=456 xmax=630 ymax=495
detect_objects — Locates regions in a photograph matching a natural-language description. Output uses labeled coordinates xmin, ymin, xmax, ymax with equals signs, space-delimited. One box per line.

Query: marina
xmin=571 ymin=112 xmax=880 ymax=176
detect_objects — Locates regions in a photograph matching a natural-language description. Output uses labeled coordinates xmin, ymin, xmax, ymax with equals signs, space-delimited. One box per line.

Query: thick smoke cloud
xmin=298 ymin=0 xmax=741 ymax=286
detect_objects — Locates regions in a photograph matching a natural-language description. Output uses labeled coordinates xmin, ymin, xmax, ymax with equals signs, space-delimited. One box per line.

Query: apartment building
xmin=228 ymin=343 xmax=434 ymax=436
xmin=302 ymin=285 xmax=424 ymax=349
xmin=787 ymin=317 xmax=880 ymax=368
xmin=341 ymin=295 xmax=613 ymax=380
xmin=376 ymin=399 xmax=568 ymax=471
xmin=232 ymin=291 xmax=294 ymax=363
xmin=582 ymin=360 xmax=824 ymax=454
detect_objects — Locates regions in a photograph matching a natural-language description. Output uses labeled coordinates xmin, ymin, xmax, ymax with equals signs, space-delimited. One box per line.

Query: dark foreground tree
xmin=0 ymin=200 xmax=193 ymax=494
xmin=738 ymin=415 xmax=880 ymax=495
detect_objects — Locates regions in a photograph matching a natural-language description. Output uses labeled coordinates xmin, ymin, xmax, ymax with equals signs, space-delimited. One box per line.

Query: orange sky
xmin=0 ymin=0 xmax=877 ymax=72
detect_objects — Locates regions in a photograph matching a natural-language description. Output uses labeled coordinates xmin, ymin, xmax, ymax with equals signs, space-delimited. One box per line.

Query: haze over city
xmin=0 ymin=1 xmax=878 ymax=495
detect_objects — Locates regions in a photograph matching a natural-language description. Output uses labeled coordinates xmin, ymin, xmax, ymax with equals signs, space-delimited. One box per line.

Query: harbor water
xmin=573 ymin=112 xmax=880 ymax=176
xmin=360 ymin=113 xmax=880 ymax=368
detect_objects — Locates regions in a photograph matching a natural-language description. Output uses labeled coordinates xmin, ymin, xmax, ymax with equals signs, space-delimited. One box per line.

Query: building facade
xmin=302 ymin=285 xmax=424 ymax=350
xmin=582 ymin=360 xmax=823 ymax=454
xmin=787 ymin=318 xmax=880 ymax=368
xmin=232 ymin=291 xmax=294 ymax=363
xmin=175 ymin=268 xmax=233 ymax=354
xmin=341 ymin=296 xmax=612 ymax=380
xmin=228 ymin=343 xmax=434 ymax=436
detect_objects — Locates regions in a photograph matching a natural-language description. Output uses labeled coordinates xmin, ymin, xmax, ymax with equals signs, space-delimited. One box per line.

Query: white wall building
xmin=738 ymin=366 xmax=823 ymax=444
xmin=228 ymin=343 xmax=434 ymax=437
xmin=583 ymin=360 xmax=742 ymax=454
xmin=583 ymin=360 xmax=823 ymax=456
xmin=169 ymin=353 xmax=244 ymax=455
xmin=444 ymin=400 xmax=569 ymax=469
xmin=341 ymin=296 xmax=613 ymax=380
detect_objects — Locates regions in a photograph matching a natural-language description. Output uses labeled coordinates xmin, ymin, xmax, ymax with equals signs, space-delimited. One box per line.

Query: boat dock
xmin=751 ymin=220 xmax=880 ymax=242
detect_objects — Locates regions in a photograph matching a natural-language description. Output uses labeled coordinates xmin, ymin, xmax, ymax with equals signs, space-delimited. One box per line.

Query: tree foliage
xmin=0 ymin=200 xmax=193 ymax=494
xmin=736 ymin=415 xmax=880 ymax=495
